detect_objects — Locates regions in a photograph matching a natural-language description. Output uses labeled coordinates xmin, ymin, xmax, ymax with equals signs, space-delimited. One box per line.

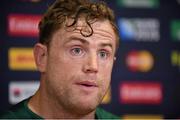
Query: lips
xmin=75 ymin=80 xmax=98 ymax=94
xmin=76 ymin=81 xmax=98 ymax=87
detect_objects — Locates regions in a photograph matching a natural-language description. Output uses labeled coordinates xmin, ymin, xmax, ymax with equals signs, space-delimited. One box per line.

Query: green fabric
xmin=0 ymin=99 xmax=42 ymax=119
xmin=95 ymin=107 xmax=119 ymax=119
xmin=0 ymin=99 xmax=119 ymax=119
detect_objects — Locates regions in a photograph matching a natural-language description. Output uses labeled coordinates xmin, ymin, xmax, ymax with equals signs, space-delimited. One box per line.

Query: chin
xmin=73 ymin=104 xmax=97 ymax=115
xmin=71 ymin=97 xmax=99 ymax=112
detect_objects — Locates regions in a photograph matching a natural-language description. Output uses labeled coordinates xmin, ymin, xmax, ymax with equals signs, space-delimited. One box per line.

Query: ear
xmin=113 ymin=57 xmax=116 ymax=61
xmin=33 ymin=43 xmax=47 ymax=73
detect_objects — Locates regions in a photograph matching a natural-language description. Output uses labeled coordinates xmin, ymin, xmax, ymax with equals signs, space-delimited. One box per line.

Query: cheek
xmin=99 ymin=61 xmax=113 ymax=77
xmin=47 ymin=53 xmax=82 ymax=83
xmin=98 ymin=62 xmax=113 ymax=89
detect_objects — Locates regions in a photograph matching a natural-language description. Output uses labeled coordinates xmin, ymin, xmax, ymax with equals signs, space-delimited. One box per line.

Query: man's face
xmin=44 ymin=19 xmax=116 ymax=114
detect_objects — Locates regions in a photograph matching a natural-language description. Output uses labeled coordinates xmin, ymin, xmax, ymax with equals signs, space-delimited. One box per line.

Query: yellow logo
xmin=9 ymin=48 xmax=37 ymax=70
xmin=123 ymin=114 xmax=163 ymax=120
xmin=171 ymin=50 xmax=180 ymax=67
xmin=138 ymin=51 xmax=154 ymax=72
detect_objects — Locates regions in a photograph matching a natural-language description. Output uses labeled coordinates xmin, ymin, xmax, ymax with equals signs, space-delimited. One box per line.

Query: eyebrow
xmin=65 ymin=36 xmax=89 ymax=45
xmin=99 ymin=43 xmax=113 ymax=50
xmin=66 ymin=36 xmax=113 ymax=50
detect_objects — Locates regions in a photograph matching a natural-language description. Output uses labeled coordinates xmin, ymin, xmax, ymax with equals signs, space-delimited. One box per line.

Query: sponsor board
xmin=8 ymin=14 xmax=41 ymax=37
xmin=119 ymin=81 xmax=163 ymax=104
xmin=122 ymin=114 xmax=163 ymax=120
xmin=8 ymin=48 xmax=37 ymax=70
xmin=126 ymin=50 xmax=154 ymax=72
xmin=171 ymin=20 xmax=180 ymax=41
xmin=9 ymin=81 xmax=39 ymax=104
xmin=118 ymin=18 xmax=160 ymax=42
xmin=117 ymin=0 xmax=159 ymax=8
xmin=101 ymin=87 xmax=111 ymax=104
xmin=171 ymin=50 xmax=180 ymax=70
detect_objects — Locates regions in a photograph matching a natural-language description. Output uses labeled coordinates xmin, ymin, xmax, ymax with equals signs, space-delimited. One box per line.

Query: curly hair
xmin=38 ymin=0 xmax=119 ymax=51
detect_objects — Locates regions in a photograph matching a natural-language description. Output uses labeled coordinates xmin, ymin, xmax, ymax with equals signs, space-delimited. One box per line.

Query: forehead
xmin=49 ymin=18 xmax=117 ymax=51
xmin=65 ymin=18 xmax=116 ymax=40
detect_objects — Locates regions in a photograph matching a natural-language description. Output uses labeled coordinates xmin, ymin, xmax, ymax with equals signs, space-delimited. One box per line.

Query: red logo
xmin=119 ymin=81 xmax=163 ymax=104
xmin=8 ymin=14 xmax=41 ymax=37
xmin=13 ymin=88 xmax=21 ymax=97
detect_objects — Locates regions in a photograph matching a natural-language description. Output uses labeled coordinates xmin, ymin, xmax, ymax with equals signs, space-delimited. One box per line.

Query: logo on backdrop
xmin=119 ymin=81 xmax=163 ymax=104
xmin=171 ymin=20 xmax=180 ymax=41
xmin=118 ymin=18 xmax=160 ymax=42
xmin=8 ymin=48 xmax=36 ymax=71
xmin=8 ymin=14 xmax=41 ymax=37
xmin=122 ymin=114 xmax=163 ymax=119
xmin=9 ymin=81 xmax=39 ymax=104
xmin=116 ymin=0 xmax=159 ymax=8
xmin=171 ymin=50 xmax=180 ymax=71
xmin=126 ymin=50 xmax=154 ymax=72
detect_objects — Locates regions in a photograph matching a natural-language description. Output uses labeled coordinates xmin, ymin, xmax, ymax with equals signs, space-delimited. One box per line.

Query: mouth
xmin=75 ymin=81 xmax=98 ymax=91
xmin=80 ymin=84 xmax=95 ymax=87
xmin=77 ymin=81 xmax=98 ymax=87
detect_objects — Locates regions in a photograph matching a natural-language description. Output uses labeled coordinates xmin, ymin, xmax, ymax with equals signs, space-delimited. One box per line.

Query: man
xmin=1 ymin=0 xmax=120 ymax=119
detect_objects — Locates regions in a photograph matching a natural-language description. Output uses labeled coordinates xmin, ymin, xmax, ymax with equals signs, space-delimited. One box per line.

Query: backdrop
xmin=0 ymin=0 xmax=180 ymax=119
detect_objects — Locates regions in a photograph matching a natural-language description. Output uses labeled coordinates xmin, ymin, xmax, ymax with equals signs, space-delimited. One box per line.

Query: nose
xmin=83 ymin=52 xmax=98 ymax=73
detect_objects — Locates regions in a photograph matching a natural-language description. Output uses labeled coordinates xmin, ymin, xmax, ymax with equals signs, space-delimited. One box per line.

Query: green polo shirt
xmin=0 ymin=99 xmax=119 ymax=119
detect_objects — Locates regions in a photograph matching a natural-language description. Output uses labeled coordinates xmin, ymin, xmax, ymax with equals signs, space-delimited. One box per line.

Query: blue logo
xmin=118 ymin=19 xmax=135 ymax=41
xmin=117 ymin=18 xmax=160 ymax=42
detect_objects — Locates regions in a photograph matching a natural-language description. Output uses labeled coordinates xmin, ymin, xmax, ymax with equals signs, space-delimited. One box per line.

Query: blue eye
xmin=70 ymin=47 xmax=84 ymax=56
xmin=98 ymin=50 xmax=109 ymax=59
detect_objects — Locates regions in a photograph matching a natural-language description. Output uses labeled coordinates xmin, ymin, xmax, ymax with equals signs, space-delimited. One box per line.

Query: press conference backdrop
xmin=0 ymin=0 xmax=180 ymax=119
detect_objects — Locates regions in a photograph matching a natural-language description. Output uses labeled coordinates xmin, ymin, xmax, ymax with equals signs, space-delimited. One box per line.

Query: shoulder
xmin=0 ymin=111 xmax=17 ymax=119
xmin=0 ymin=100 xmax=25 ymax=119
xmin=0 ymin=98 xmax=42 ymax=119
xmin=95 ymin=107 xmax=120 ymax=119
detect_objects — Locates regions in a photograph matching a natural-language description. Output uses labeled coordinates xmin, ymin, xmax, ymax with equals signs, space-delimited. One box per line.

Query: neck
xmin=28 ymin=79 xmax=95 ymax=119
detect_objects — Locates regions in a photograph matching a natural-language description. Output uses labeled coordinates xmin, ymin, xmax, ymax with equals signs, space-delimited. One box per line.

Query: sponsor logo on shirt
xmin=8 ymin=48 xmax=37 ymax=70
xmin=8 ymin=14 xmax=41 ymax=37
xmin=118 ymin=18 xmax=160 ymax=42
xmin=117 ymin=0 xmax=159 ymax=8
xmin=126 ymin=50 xmax=154 ymax=72
xmin=119 ymin=81 xmax=163 ymax=104
xmin=9 ymin=81 xmax=39 ymax=104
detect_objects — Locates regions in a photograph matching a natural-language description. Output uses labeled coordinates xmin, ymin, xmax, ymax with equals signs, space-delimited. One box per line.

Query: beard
xmin=44 ymin=74 xmax=107 ymax=117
